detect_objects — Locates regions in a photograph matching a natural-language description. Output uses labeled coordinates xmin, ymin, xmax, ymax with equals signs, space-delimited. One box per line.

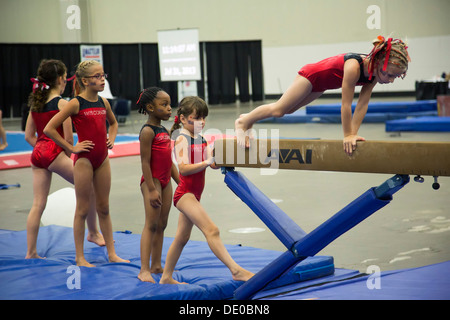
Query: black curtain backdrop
xmin=0 ymin=44 xmax=80 ymax=117
xmin=205 ymin=40 xmax=263 ymax=104
xmin=0 ymin=41 xmax=263 ymax=118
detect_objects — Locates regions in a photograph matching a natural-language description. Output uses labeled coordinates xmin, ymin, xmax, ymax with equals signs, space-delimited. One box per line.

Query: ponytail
xmin=28 ymin=59 xmax=67 ymax=112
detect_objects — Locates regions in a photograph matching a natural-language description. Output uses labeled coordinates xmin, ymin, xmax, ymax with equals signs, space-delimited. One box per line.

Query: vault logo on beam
xmin=266 ymin=148 xmax=313 ymax=165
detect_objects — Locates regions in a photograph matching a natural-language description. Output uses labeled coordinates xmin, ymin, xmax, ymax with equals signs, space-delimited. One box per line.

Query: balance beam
xmin=214 ymin=138 xmax=450 ymax=177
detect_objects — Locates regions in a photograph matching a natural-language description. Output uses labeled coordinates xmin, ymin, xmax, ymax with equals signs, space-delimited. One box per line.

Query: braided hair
xmin=136 ymin=87 xmax=165 ymax=114
xmin=365 ymin=36 xmax=411 ymax=80
xmin=73 ymin=60 xmax=101 ymax=96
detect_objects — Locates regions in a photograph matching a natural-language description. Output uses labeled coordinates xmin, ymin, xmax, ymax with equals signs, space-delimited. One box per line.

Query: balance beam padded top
xmin=214 ymin=138 xmax=450 ymax=177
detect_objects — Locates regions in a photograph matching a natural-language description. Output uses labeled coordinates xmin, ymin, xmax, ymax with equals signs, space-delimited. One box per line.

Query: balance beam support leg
xmin=223 ymin=168 xmax=306 ymax=249
xmin=233 ymin=174 xmax=409 ymax=300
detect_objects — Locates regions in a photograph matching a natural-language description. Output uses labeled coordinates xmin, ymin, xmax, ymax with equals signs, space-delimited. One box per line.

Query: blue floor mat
xmin=258 ymin=100 xmax=438 ymax=124
xmin=0 ymin=226 xmax=334 ymax=300
xmin=386 ymin=116 xmax=450 ymax=132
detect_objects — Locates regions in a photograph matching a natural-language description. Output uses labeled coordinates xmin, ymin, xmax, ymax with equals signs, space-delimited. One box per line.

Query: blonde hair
xmin=366 ymin=36 xmax=411 ymax=80
xmin=73 ymin=60 xmax=101 ymax=96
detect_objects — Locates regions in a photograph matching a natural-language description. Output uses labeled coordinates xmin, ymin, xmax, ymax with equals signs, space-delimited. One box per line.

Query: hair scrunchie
xmin=30 ymin=78 xmax=49 ymax=93
xmin=174 ymin=115 xmax=180 ymax=124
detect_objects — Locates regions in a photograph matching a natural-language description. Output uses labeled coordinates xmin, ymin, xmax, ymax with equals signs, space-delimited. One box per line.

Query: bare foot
xmin=109 ymin=254 xmax=130 ymax=263
xmin=232 ymin=268 xmax=254 ymax=282
xmin=159 ymin=276 xmax=187 ymax=285
xmin=25 ymin=253 xmax=45 ymax=259
xmin=87 ymin=232 xmax=106 ymax=246
xmin=138 ymin=270 xmax=156 ymax=283
xmin=0 ymin=143 xmax=7 ymax=151
xmin=76 ymin=258 xmax=96 ymax=268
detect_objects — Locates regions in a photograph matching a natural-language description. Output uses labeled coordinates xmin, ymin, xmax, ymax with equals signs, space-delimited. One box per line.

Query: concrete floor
xmin=1 ymin=97 xmax=449 ymax=273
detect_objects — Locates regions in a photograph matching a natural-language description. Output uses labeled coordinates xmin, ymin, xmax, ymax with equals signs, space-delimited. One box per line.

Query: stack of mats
xmin=258 ymin=100 xmax=438 ymax=124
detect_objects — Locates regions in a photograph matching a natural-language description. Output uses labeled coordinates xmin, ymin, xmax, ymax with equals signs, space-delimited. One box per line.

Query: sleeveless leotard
xmin=298 ymin=53 xmax=374 ymax=92
xmin=139 ymin=124 xmax=173 ymax=189
xmin=30 ymin=97 xmax=65 ymax=169
xmin=71 ymin=96 xmax=108 ymax=170
xmin=173 ymin=133 xmax=207 ymax=207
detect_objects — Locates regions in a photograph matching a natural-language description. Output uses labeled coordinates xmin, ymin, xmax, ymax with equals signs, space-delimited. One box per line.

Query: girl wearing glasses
xmin=45 ymin=60 xmax=129 ymax=267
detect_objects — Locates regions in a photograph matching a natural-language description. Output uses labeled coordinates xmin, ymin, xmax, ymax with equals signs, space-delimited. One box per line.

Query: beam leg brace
xmin=223 ymin=167 xmax=306 ymax=249
xmin=226 ymin=170 xmax=409 ymax=300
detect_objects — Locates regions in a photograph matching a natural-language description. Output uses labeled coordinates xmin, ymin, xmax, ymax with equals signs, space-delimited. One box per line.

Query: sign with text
xmin=157 ymin=29 xmax=201 ymax=81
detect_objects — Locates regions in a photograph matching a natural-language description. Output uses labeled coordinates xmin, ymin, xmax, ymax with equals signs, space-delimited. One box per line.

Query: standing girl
xmin=24 ymin=59 xmax=104 ymax=259
xmin=136 ymin=87 xmax=179 ymax=283
xmin=235 ymin=36 xmax=410 ymax=154
xmin=159 ymin=96 xmax=254 ymax=284
xmin=44 ymin=60 xmax=128 ymax=267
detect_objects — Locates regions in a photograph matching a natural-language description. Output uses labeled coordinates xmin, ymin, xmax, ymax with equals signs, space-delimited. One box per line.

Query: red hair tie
xmin=174 ymin=116 xmax=180 ymax=124
xmin=383 ymin=37 xmax=393 ymax=71
xmin=30 ymin=78 xmax=49 ymax=93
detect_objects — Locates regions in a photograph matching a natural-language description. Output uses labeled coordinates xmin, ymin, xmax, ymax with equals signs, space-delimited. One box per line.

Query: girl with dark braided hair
xmin=136 ymin=87 xmax=179 ymax=282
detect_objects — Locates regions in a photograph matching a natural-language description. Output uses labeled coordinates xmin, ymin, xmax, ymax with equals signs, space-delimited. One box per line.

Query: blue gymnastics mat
xmin=1 ymin=226 xmax=448 ymax=300
xmin=257 ymin=261 xmax=450 ymax=300
xmin=258 ymin=100 xmax=438 ymax=124
xmin=0 ymin=226 xmax=334 ymax=300
xmin=386 ymin=116 xmax=450 ymax=132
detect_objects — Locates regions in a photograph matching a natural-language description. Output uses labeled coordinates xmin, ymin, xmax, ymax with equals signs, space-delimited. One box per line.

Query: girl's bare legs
xmin=160 ymin=194 xmax=254 ymax=284
xmin=160 ymin=208 xmax=194 ymax=284
xmin=235 ymin=75 xmax=322 ymax=147
xmin=151 ymin=182 xmax=172 ymax=274
xmin=138 ymin=179 xmax=163 ymax=283
xmin=73 ymin=158 xmax=96 ymax=267
xmin=86 ymin=195 xmax=105 ymax=246
xmin=25 ymin=167 xmax=52 ymax=259
xmin=25 ymin=152 xmax=78 ymax=259
xmin=92 ymin=158 xmax=129 ymax=264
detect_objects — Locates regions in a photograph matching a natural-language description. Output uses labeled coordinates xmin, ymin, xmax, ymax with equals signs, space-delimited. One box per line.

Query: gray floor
xmin=1 ymin=97 xmax=449 ymax=273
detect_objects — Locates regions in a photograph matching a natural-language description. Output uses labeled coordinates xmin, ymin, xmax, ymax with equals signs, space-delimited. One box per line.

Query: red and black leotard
xmin=30 ymin=96 xmax=65 ymax=169
xmin=298 ymin=53 xmax=374 ymax=92
xmin=71 ymin=96 xmax=108 ymax=170
xmin=139 ymin=124 xmax=173 ymax=189
xmin=173 ymin=133 xmax=208 ymax=207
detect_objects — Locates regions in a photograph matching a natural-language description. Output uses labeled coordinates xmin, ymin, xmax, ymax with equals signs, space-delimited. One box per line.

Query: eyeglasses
xmin=85 ymin=73 xmax=108 ymax=80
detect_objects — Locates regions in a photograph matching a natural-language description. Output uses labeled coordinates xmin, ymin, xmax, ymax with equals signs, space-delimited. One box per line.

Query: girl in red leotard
xmin=24 ymin=59 xmax=104 ymax=259
xmin=136 ymin=87 xmax=179 ymax=283
xmin=45 ymin=60 xmax=129 ymax=267
xmin=159 ymin=96 xmax=254 ymax=285
xmin=235 ymin=36 xmax=410 ymax=154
